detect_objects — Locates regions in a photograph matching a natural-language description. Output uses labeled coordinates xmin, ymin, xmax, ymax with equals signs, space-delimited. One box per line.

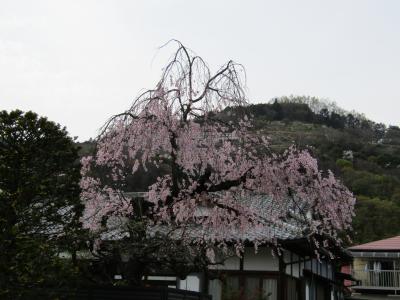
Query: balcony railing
xmin=353 ymin=269 xmax=400 ymax=288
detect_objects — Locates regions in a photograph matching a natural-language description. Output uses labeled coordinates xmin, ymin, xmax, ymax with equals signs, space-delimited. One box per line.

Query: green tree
xmin=336 ymin=159 xmax=353 ymax=169
xmin=352 ymin=196 xmax=400 ymax=244
xmin=0 ymin=110 xmax=85 ymax=297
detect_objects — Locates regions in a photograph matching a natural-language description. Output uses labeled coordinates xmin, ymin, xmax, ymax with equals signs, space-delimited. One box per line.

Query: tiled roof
xmin=349 ymin=235 xmax=400 ymax=251
xmin=150 ymin=221 xmax=303 ymax=243
xmin=101 ymin=193 xmax=305 ymax=242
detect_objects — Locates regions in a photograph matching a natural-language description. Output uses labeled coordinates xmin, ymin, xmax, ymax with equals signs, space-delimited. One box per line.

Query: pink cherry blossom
xmin=80 ymin=41 xmax=355 ymax=259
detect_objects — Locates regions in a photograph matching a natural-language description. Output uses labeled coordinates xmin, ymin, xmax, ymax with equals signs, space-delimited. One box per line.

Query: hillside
xmin=221 ymin=97 xmax=400 ymax=245
xmin=77 ymin=97 xmax=400 ymax=245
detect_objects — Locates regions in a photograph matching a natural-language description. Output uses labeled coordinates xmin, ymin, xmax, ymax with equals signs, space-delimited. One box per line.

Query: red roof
xmin=349 ymin=236 xmax=400 ymax=251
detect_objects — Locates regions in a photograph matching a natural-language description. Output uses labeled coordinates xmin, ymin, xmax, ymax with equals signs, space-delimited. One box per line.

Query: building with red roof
xmin=349 ymin=236 xmax=400 ymax=252
xmin=348 ymin=236 xmax=400 ymax=298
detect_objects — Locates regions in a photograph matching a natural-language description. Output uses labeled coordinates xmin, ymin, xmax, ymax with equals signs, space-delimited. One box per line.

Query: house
xmin=86 ymin=193 xmax=354 ymax=300
xmin=173 ymin=237 xmax=352 ymax=300
xmin=145 ymin=219 xmax=353 ymax=300
xmin=348 ymin=235 xmax=400 ymax=298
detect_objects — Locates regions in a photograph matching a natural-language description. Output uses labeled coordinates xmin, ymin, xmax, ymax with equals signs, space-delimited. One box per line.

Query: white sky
xmin=1 ymin=0 xmax=399 ymax=141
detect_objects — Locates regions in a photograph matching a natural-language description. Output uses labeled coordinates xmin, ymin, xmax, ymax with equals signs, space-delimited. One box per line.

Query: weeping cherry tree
xmin=80 ymin=41 xmax=355 ymax=285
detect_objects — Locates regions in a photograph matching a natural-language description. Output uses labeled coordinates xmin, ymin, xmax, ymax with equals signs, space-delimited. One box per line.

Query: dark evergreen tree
xmin=0 ymin=110 xmax=85 ymax=297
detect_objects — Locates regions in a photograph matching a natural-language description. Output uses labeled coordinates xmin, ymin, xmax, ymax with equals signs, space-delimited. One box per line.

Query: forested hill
xmin=220 ymin=97 xmax=400 ymax=245
xmin=77 ymin=96 xmax=400 ymax=245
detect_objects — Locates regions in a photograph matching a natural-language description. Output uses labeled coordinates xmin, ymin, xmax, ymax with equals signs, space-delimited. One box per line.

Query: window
xmin=223 ymin=276 xmax=240 ymax=300
xmin=286 ymin=277 xmax=298 ymax=300
xmin=368 ymin=260 xmax=394 ymax=271
xmin=208 ymin=274 xmax=278 ymax=300
xmin=244 ymin=277 xmax=260 ymax=299
xmin=262 ymin=278 xmax=278 ymax=300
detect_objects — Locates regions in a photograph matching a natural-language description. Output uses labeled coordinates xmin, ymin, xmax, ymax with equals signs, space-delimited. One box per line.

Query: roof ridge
xmin=349 ymin=235 xmax=400 ymax=251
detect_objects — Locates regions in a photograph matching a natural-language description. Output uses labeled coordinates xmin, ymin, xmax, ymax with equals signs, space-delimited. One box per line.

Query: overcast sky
xmin=1 ymin=0 xmax=399 ymax=141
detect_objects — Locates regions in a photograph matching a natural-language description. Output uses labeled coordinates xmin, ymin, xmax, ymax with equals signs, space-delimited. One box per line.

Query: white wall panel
xmin=243 ymin=247 xmax=279 ymax=271
xmin=178 ymin=274 xmax=200 ymax=292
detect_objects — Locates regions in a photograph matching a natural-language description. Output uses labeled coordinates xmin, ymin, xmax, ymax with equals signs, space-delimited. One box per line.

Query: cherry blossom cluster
xmin=80 ymin=41 xmax=355 ymax=258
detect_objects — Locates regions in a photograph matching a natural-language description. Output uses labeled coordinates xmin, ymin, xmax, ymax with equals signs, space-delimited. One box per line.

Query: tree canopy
xmin=0 ymin=110 xmax=84 ymax=295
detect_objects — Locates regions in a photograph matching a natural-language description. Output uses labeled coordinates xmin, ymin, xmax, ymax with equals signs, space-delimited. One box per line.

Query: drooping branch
xmin=80 ymin=41 xmax=355 ymax=267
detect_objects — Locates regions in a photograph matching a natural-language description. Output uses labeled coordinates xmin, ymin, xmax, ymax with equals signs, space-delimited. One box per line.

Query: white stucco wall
xmin=209 ymin=255 xmax=241 ymax=270
xmin=177 ymin=274 xmax=201 ymax=292
xmin=243 ymin=247 xmax=279 ymax=271
xmin=208 ymin=246 xmax=280 ymax=271
xmin=292 ymin=254 xmax=300 ymax=278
